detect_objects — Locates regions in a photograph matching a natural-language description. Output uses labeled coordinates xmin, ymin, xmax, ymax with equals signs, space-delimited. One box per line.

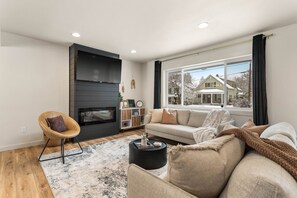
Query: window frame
xmin=164 ymin=55 xmax=252 ymax=112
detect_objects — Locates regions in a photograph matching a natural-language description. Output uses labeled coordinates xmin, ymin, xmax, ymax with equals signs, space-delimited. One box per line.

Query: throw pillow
xmin=161 ymin=109 xmax=177 ymax=124
xmin=150 ymin=109 xmax=163 ymax=123
xmin=187 ymin=110 xmax=208 ymax=128
xmin=241 ymin=119 xmax=255 ymax=128
xmin=241 ymin=120 xmax=269 ymax=135
xmin=46 ymin=115 xmax=67 ymax=132
xmin=176 ymin=110 xmax=190 ymax=125
xmin=260 ymin=122 xmax=297 ymax=148
xmin=167 ymin=135 xmax=245 ymax=198
xmin=223 ymin=123 xmax=238 ymax=130
xmin=247 ymin=125 xmax=270 ymax=135
xmin=217 ymin=120 xmax=236 ymax=133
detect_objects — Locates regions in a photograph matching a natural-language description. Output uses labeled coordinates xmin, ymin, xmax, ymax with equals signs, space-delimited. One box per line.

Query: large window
xmin=167 ymin=71 xmax=182 ymax=105
xmin=166 ymin=57 xmax=252 ymax=109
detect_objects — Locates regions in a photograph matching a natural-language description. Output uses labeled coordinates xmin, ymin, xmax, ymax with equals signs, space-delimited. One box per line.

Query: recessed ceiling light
xmin=198 ymin=22 xmax=209 ymax=29
xmin=72 ymin=32 xmax=81 ymax=37
xmin=131 ymin=50 xmax=137 ymax=54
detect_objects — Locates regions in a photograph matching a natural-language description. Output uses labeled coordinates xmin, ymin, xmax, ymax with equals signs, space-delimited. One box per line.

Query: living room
xmin=1 ymin=0 xmax=297 ymax=197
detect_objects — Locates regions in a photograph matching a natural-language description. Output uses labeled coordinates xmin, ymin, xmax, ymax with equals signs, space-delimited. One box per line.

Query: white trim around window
xmin=164 ymin=55 xmax=253 ymax=113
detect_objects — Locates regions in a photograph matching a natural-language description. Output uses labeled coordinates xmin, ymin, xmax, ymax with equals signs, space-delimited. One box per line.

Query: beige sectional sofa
xmin=128 ymin=122 xmax=297 ymax=198
xmin=145 ymin=108 xmax=232 ymax=144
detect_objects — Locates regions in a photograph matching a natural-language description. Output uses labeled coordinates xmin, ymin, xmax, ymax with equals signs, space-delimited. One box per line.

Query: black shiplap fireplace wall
xmin=69 ymin=44 xmax=120 ymax=141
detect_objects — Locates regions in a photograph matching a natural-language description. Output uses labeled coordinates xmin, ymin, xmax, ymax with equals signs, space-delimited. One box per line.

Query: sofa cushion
xmin=261 ymin=122 xmax=297 ymax=148
xmin=146 ymin=123 xmax=198 ymax=139
xmin=176 ymin=110 xmax=190 ymax=125
xmin=167 ymin=135 xmax=245 ymax=198
xmin=151 ymin=109 xmax=163 ymax=123
xmin=219 ymin=151 xmax=297 ymax=198
xmin=161 ymin=109 xmax=177 ymax=124
xmin=187 ymin=110 xmax=208 ymax=128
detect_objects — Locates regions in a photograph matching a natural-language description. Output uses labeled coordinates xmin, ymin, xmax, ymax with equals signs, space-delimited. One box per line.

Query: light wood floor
xmin=0 ymin=129 xmax=143 ymax=198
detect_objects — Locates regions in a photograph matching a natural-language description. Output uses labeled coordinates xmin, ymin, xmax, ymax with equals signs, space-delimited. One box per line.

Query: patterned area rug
xmin=40 ymin=135 xmax=168 ymax=198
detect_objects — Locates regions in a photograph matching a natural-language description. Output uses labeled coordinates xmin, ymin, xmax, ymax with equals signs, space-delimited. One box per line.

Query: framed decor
xmin=136 ymin=100 xmax=143 ymax=107
xmin=128 ymin=99 xmax=136 ymax=107
xmin=122 ymin=100 xmax=129 ymax=108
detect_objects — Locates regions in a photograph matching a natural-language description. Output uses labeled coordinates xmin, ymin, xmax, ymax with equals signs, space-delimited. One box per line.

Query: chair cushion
xmin=187 ymin=110 xmax=208 ymax=128
xmin=46 ymin=115 xmax=67 ymax=132
xmin=167 ymin=135 xmax=245 ymax=198
xmin=151 ymin=109 xmax=163 ymax=123
xmin=146 ymin=123 xmax=198 ymax=139
xmin=161 ymin=109 xmax=177 ymax=124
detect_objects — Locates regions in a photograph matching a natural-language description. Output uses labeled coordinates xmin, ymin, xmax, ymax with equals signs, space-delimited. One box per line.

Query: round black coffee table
xmin=129 ymin=139 xmax=167 ymax=170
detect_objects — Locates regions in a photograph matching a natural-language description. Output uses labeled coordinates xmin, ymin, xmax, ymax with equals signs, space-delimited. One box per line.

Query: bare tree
xmin=234 ymin=72 xmax=250 ymax=95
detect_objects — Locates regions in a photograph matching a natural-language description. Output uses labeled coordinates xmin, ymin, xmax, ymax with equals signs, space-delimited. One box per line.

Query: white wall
xmin=0 ymin=32 xmax=69 ymax=151
xmin=141 ymin=61 xmax=155 ymax=110
xmin=142 ymin=22 xmax=297 ymax=128
xmin=266 ymin=23 xmax=297 ymax=130
xmin=0 ymin=32 xmax=144 ymax=151
xmin=120 ymin=60 xmax=143 ymax=102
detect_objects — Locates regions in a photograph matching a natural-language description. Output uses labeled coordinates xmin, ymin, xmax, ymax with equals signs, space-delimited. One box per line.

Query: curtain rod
xmin=160 ymin=33 xmax=273 ymax=63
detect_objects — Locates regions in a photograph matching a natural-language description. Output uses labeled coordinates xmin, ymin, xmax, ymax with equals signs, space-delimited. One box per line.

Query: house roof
xmin=198 ymin=75 xmax=235 ymax=90
xmin=212 ymin=75 xmax=235 ymax=89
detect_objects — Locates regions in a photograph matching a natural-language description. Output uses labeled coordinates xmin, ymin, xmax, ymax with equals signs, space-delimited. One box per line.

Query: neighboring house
xmin=195 ymin=74 xmax=240 ymax=105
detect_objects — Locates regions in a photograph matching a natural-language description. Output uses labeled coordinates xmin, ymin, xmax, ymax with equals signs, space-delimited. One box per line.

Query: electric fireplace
xmin=79 ymin=107 xmax=116 ymax=126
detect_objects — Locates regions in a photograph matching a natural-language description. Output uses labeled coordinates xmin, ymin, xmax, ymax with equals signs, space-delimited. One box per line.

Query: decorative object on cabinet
xmin=128 ymin=99 xmax=136 ymax=107
xmin=122 ymin=100 xmax=129 ymax=108
xmin=120 ymin=107 xmax=145 ymax=130
xmin=136 ymin=100 xmax=143 ymax=107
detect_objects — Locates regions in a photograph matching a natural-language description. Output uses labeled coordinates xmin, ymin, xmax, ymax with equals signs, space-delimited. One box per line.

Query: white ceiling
xmin=1 ymin=0 xmax=297 ymax=63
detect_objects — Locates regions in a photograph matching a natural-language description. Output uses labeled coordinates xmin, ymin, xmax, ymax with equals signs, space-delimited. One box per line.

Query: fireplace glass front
xmin=79 ymin=107 xmax=116 ymax=126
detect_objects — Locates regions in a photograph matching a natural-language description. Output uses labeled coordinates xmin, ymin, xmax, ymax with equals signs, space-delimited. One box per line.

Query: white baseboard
xmin=0 ymin=139 xmax=44 ymax=152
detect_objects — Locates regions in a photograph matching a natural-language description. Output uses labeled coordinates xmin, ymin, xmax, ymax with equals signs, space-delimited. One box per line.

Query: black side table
xmin=129 ymin=139 xmax=167 ymax=170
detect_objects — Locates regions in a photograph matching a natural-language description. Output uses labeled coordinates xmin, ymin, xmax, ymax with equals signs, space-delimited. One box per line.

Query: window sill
xmin=164 ymin=105 xmax=253 ymax=116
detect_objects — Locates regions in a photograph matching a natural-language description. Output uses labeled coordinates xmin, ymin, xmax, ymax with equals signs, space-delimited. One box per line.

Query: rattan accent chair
xmin=38 ymin=111 xmax=83 ymax=164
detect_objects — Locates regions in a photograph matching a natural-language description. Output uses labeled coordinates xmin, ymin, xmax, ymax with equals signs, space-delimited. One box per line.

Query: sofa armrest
xmin=128 ymin=164 xmax=196 ymax=198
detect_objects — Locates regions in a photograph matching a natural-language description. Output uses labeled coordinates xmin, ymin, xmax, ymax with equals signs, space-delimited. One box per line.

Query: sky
xmin=185 ymin=61 xmax=251 ymax=85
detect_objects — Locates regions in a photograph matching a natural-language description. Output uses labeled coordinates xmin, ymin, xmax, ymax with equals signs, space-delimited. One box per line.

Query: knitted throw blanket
xmin=202 ymin=109 xmax=229 ymax=128
xmin=218 ymin=128 xmax=297 ymax=181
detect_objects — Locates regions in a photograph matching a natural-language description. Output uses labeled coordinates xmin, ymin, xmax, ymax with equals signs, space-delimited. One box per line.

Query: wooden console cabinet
xmin=120 ymin=107 xmax=145 ymax=130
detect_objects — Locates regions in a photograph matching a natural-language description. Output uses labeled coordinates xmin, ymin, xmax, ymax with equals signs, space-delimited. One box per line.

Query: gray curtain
xmin=154 ymin=61 xmax=162 ymax=109
xmin=252 ymin=34 xmax=268 ymax=125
